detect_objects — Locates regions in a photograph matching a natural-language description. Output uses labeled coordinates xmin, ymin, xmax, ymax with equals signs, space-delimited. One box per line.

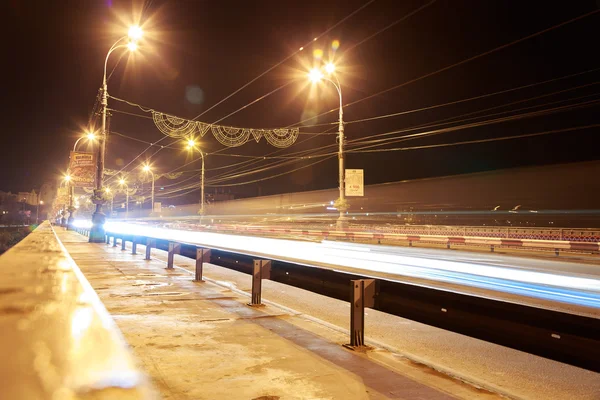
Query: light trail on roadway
xmin=74 ymin=220 xmax=600 ymax=310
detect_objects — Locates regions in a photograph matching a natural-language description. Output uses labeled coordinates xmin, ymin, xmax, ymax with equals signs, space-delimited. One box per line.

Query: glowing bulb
xmin=119 ymin=179 xmax=126 ymax=185
xmin=325 ymin=63 xmax=335 ymax=74
xmin=86 ymin=132 xmax=96 ymax=140
xmin=187 ymin=139 xmax=196 ymax=149
xmin=127 ymin=41 xmax=138 ymax=52
xmin=308 ymin=68 xmax=323 ymax=83
xmin=105 ymin=187 xmax=111 ymax=193
xmin=142 ymin=165 xmax=151 ymax=172
xmin=128 ymin=26 xmax=143 ymax=41
xmin=64 ymin=175 xmax=71 ymax=182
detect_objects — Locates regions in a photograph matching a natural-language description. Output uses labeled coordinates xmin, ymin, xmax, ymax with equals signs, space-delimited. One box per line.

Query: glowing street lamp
xmin=89 ymin=25 xmax=143 ymax=242
xmin=73 ymin=131 xmax=97 ymax=151
xmin=308 ymin=62 xmax=347 ymax=225
xmin=186 ymin=138 xmax=206 ymax=215
xmin=142 ymin=164 xmax=155 ymax=215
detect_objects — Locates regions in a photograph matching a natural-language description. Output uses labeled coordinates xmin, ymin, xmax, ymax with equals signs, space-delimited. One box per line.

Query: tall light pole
xmin=142 ymin=165 xmax=155 ymax=215
xmin=36 ymin=201 xmax=43 ymax=224
xmin=67 ymin=131 xmax=96 ymax=230
xmin=119 ymin=178 xmax=129 ymax=216
xmin=61 ymin=175 xmax=71 ymax=228
xmin=308 ymin=63 xmax=346 ymax=225
xmin=89 ymin=26 xmax=142 ymax=243
xmin=186 ymin=139 xmax=205 ymax=215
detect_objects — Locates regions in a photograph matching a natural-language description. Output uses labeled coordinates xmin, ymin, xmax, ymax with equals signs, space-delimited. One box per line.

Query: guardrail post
xmin=490 ymin=244 xmax=495 ymax=252
xmin=121 ymin=237 xmax=127 ymax=251
xmin=145 ymin=238 xmax=155 ymax=260
xmin=346 ymin=279 xmax=376 ymax=349
xmin=112 ymin=236 xmax=118 ymax=247
xmin=555 ymin=248 xmax=559 ymax=256
xmin=105 ymin=234 xmax=110 ymax=244
xmin=195 ymin=248 xmax=211 ymax=282
xmin=167 ymin=242 xmax=181 ymax=269
xmin=131 ymin=237 xmax=138 ymax=255
xmin=248 ymin=259 xmax=271 ymax=307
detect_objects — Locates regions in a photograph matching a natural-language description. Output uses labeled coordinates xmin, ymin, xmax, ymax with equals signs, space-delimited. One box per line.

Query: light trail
xmin=73 ymin=220 xmax=600 ymax=309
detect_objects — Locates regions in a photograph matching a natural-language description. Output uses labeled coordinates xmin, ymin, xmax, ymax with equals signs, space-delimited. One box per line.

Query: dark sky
xmin=1 ymin=0 xmax=599 ymax=201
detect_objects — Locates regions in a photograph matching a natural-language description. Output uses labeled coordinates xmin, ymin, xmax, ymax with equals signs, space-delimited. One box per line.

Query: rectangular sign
xmin=153 ymin=202 xmax=162 ymax=213
xmin=68 ymin=151 xmax=96 ymax=187
xmin=345 ymin=169 xmax=364 ymax=196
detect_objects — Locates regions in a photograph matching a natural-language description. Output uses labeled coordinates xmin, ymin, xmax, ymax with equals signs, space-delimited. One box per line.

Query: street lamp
xmin=89 ymin=25 xmax=142 ymax=243
xmin=308 ymin=63 xmax=347 ymax=225
xmin=73 ymin=131 xmax=97 ymax=151
xmin=119 ymin=178 xmax=129 ymax=216
xmin=186 ymin=138 xmax=206 ymax=215
xmin=142 ymin=164 xmax=155 ymax=215
xmin=36 ymin=200 xmax=43 ymax=224
xmin=62 ymin=175 xmax=71 ymax=227
xmin=104 ymin=187 xmax=113 ymax=215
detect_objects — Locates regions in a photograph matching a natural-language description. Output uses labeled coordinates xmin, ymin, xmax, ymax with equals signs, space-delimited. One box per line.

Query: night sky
xmin=1 ymin=0 xmax=599 ymax=201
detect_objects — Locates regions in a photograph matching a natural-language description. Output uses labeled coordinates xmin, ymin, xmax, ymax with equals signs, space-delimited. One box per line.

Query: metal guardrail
xmin=0 ymin=222 xmax=157 ymax=399
xmin=75 ymin=226 xmax=600 ymax=373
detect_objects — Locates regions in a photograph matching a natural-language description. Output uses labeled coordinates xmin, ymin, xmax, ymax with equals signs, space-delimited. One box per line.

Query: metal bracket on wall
xmin=344 ymin=278 xmax=377 ymax=351
xmin=167 ymin=242 xmax=181 ymax=269
xmin=248 ymin=259 xmax=271 ymax=307
xmin=195 ymin=248 xmax=211 ymax=282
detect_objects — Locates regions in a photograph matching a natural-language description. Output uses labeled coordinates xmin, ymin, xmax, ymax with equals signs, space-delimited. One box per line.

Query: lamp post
xmin=142 ymin=165 xmax=155 ymax=215
xmin=186 ymin=139 xmax=205 ymax=215
xmin=89 ymin=26 xmax=142 ymax=243
xmin=119 ymin=178 xmax=129 ymax=216
xmin=67 ymin=132 xmax=96 ymax=230
xmin=36 ymin=201 xmax=43 ymax=224
xmin=308 ymin=63 xmax=347 ymax=225
xmin=61 ymin=175 xmax=71 ymax=227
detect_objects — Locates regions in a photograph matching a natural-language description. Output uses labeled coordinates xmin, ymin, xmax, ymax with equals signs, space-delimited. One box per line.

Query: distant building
xmin=17 ymin=191 xmax=39 ymax=205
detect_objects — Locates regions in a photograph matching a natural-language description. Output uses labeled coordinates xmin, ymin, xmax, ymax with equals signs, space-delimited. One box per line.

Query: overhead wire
xmin=290 ymin=8 xmax=600 ymax=127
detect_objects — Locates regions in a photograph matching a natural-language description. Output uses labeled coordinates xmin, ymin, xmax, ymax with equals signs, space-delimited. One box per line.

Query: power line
xmin=291 ymin=8 xmax=600 ymax=127
xmin=348 ymin=124 xmax=600 ymax=153
xmin=190 ymin=0 xmax=377 ymax=122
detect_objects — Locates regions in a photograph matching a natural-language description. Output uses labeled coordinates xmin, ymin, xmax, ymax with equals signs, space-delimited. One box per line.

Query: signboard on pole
xmin=345 ymin=169 xmax=364 ymax=196
xmin=153 ymin=202 xmax=162 ymax=213
xmin=68 ymin=151 xmax=96 ymax=187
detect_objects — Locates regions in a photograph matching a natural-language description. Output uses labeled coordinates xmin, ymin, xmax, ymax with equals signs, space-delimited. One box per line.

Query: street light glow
xmin=126 ymin=41 xmax=138 ymax=52
xmin=187 ymin=139 xmax=196 ymax=149
xmin=119 ymin=178 xmax=126 ymax=185
xmin=142 ymin=164 xmax=151 ymax=172
xmin=64 ymin=175 xmax=71 ymax=182
xmin=86 ymin=132 xmax=96 ymax=140
xmin=128 ymin=26 xmax=143 ymax=41
xmin=325 ymin=62 xmax=336 ymax=74
xmin=308 ymin=68 xmax=323 ymax=83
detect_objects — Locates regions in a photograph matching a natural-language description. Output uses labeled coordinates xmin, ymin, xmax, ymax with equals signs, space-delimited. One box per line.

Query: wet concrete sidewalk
xmin=55 ymin=228 xmax=499 ymax=400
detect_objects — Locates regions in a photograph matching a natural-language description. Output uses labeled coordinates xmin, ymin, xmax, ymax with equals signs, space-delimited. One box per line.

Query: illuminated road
xmin=79 ymin=220 xmax=600 ymax=314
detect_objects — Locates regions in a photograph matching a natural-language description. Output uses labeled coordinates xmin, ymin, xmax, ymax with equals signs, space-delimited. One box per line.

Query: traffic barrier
xmin=71 ymin=226 xmax=600 ymax=372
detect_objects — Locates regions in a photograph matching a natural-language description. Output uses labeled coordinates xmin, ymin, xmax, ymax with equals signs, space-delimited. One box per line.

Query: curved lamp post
xmin=89 ymin=26 xmax=143 ymax=242
xmin=142 ymin=165 xmax=155 ymax=215
xmin=186 ymin=139 xmax=206 ymax=216
xmin=119 ymin=178 xmax=129 ymax=216
xmin=308 ymin=63 xmax=346 ymax=225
